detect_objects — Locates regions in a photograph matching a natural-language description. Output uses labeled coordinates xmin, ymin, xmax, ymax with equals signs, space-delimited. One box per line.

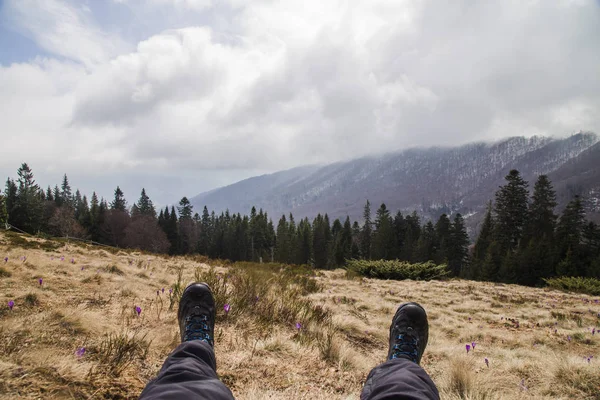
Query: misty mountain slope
xmin=190 ymin=133 xmax=599 ymax=225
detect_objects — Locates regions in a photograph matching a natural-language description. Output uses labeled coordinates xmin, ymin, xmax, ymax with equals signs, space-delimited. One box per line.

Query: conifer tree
xmin=61 ymin=174 xmax=73 ymax=208
xmin=0 ymin=190 xmax=7 ymax=226
xmin=434 ymin=214 xmax=451 ymax=264
xmin=372 ymin=203 xmax=395 ymax=260
xmin=471 ymin=202 xmax=493 ymax=280
xmin=4 ymin=179 xmax=17 ymax=226
xmin=360 ymin=200 xmax=372 ymax=259
xmin=393 ymin=211 xmax=406 ymax=259
xmin=13 ymin=163 xmax=43 ymax=233
xmin=415 ymin=221 xmax=436 ymax=262
xmin=275 ymin=215 xmax=290 ymax=263
xmin=111 ymin=186 xmax=127 ymax=212
xmin=351 ymin=221 xmax=361 ymax=259
xmin=448 ymin=213 xmax=469 ymax=277
xmin=313 ymin=214 xmax=331 ymax=269
xmin=401 ymin=212 xmax=421 ymax=262
xmin=136 ymin=188 xmax=156 ymax=218
xmin=481 ymin=240 xmax=501 ymax=281
xmin=493 ymin=169 xmax=529 ymax=252
xmin=297 ymin=218 xmax=313 ymax=265
xmin=555 ymin=196 xmax=586 ymax=275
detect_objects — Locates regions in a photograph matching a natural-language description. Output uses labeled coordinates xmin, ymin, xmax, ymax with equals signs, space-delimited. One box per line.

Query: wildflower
xmin=38 ymin=278 xmax=43 ymax=286
xmin=21 ymin=256 xmax=26 ymax=262
xmin=3 ymin=257 xmax=7 ymax=263
xmin=224 ymin=304 xmax=231 ymax=314
xmin=81 ymin=266 xmax=84 ymax=271
xmin=466 ymin=344 xmax=471 ymax=354
xmin=129 ymin=260 xmax=133 ymax=265
xmin=484 ymin=358 xmax=489 ymax=368
xmin=8 ymin=300 xmax=14 ymax=310
xmin=468 ymin=317 xmax=472 ymax=322
xmin=592 ymin=328 xmax=596 ymax=335
xmin=135 ymin=306 xmax=142 ymax=316
xmin=520 ymin=379 xmax=528 ymax=391
xmin=157 ymin=290 xmax=159 ymax=296
xmin=567 ymin=335 xmax=572 ymax=342
xmin=471 ymin=342 xmax=476 ymax=350
xmin=162 ymin=288 xmax=165 ymax=294
xmin=169 ymin=288 xmax=173 ymax=295
xmin=71 ymin=258 xmax=75 ymax=264
xmin=76 ymin=347 xmax=86 ymax=358
xmin=295 ymin=322 xmax=302 ymax=331
xmin=60 ymin=256 xmax=65 ymax=262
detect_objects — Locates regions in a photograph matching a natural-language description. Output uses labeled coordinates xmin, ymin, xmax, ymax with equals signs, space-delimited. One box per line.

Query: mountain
xmin=190 ymin=133 xmax=600 ymax=231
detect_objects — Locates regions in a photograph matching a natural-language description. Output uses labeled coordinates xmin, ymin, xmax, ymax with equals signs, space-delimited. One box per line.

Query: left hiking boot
xmin=178 ymin=282 xmax=215 ymax=346
xmin=387 ymin=302 xmax=429 ymax=364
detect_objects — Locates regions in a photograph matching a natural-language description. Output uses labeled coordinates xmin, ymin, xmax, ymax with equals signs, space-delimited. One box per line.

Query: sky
xmin=1 ymin=0 xmax=599 ymax=207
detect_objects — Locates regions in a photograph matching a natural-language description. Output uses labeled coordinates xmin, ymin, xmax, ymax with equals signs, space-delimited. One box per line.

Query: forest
xmin=1 ymin=163 xmax=599 ymax=286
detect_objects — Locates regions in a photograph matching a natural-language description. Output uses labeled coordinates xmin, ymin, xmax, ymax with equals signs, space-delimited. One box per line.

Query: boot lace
xmin=390 ymin=330 xmax=419 ymax=363
xmin=183 ymin=314 xmax=213 ymax=345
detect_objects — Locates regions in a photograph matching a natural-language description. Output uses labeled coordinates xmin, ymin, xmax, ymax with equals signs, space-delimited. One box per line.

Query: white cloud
xmin=0 ymin=0 xmax=599 ymax=204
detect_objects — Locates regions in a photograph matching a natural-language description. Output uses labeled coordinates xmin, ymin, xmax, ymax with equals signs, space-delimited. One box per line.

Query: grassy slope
xmin=0 ymin=232 xmax=599 ymax=399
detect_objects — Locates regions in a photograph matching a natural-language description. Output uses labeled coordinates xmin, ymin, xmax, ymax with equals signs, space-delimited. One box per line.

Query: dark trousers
xmin=139 ymin=342 xmax=439 ymax=400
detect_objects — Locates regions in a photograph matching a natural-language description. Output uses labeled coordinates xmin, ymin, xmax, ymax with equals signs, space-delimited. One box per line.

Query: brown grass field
xmin=0 ymin=231 xmax=599 ymax=399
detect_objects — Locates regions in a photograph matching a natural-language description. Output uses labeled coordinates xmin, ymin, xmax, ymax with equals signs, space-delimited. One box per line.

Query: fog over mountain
xmin=191 ymin=133 xmax=600 ymax=232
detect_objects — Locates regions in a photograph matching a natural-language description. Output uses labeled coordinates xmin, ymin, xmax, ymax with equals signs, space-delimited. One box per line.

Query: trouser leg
xmin=360 ymin=358 xmax=439 ymax=400
xmin=139 ymin=341 xmax=234 ymax=400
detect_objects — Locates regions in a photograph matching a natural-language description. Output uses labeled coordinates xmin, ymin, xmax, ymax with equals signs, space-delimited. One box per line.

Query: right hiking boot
xmin=178 ymin=282 xmax=215 ymax=346
xmin=387 ymin=302 xmax=429 ymax=364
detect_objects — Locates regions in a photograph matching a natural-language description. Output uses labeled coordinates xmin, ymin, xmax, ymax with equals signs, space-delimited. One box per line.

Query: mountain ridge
xmin=190 ymin=133 xmax=599 ymax=229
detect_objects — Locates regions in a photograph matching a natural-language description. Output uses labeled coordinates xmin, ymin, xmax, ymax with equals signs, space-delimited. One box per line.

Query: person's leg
xmin=139 ymin=283 xmax=234 ymax=400
xmin=360 ymin=302 xmax=440 ymax=400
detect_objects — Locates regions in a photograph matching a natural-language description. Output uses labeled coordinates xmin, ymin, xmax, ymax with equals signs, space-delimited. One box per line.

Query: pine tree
xmin=448 ymin=213 xmax=469 ymax=277
xmin=471 ymin=202 xmax=493 ymax=280
xmin=275 ymin=215 xmax=290 ymax=263
xmin=351 ymin=221 xmax=361 ymax=259
xmin=4 ymin=179 xmax=17 ymax=226
xmin=555 ymin=196 xmax=586 ymax=275
xmin=401 ymin=212 xmax=421 ymax=262
xmin=481 ymin=240 xmax=501 ymax=281
xmin=313 ymin=214 xmax=331 ymax=269
xmin=136 ymin=188 xmax=156 ymax=218
xmin=493 ymin=169 xmax=529 ymax=251
xmin=393 ymin=211 xmax=406 ymax=259
xmin=0 ymin=190 xmax=7 ymax=226
xmin=360 ymin=200 xmax=372 ymax=259
xmin=296 ymin=218 xmax=313 ymax=265
xmin=46 ymin=186 xmax=53 ymax=202
xmin=13 ymin=163 xmax=43 ymax=233
xmin=434 ymin=214 xmax=451 ymax=264
xmin=111 ymin=186 xmax=127 ymax=212
xmin=61 ymin=174 xmax=73 ymax=208
xmin=177 ymin=197 xmax=193 ymax=220
xmin=415 ymin=221 xmax=436 ymax=262
xmin=372 ymin=203 xmax=395 ymax=260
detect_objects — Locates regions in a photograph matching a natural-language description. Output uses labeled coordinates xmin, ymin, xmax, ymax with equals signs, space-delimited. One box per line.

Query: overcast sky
xmin=1 ymin=0 xmax=599 ymax=207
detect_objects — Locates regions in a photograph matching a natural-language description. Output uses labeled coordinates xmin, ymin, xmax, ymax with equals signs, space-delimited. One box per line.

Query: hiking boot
xmin=178 ymin=282 xmax=215 ymax=346
xmin=387 ymin=302 xmax=429 ymax=364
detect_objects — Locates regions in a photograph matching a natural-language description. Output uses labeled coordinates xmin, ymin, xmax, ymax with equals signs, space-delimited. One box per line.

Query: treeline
xmin=1 ymin=163 xmax=598 ymax=285
xmin=469 ymin=170 xmax=600 ymax=284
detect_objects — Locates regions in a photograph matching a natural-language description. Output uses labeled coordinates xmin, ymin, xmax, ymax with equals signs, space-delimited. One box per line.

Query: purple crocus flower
xmin=295 ymin=322 xmax=302 ymax=331
xmin=81 ymin=266 xmax=84 ymax=271
xmin=162 ymin=288 xmax=165 ymax=294
xmin=468 ymin=317 xmax=472 ymax=322
xmin=567 ymin=335 xmax=572 ymax=342
xmin=8 ymin=300 xmax=14 ymax=310
xmin=71 ymin=258 xmax=75 ymax=264
xmin=484 ymin=358 xmax=489 ymax=368
xmin=38 ymin=278 xmax=43 ymax=286
xmin=592 ymin=328 xmax=596 ymax=335
xmin=169 ymin=288 xmax=173 ymax=295
xmin=21 ymin=256 xmax=26 ymax=262
xmin=471 ymin=342 xmax=476 ymax=350
xmin=135 ymin=306 xmax=142 ymax=316
xmin=3 ymin=257 xmax=7 ymax=263
xmin=60 ymin=256 xmax=65 ymax=262
xmin=156 ymin=290 xmax=159 ymax=296
xmin=466 ymin=344 xmax=471 ymax=354
xmin=223 ymin=304 xmax=231 ymax=314
xmin=76 ymin=347 xmax=86 ymax=357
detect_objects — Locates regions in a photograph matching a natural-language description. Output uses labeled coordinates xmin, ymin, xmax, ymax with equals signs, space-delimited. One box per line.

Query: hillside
xmin=190 ymin=133 xmax=600 ymax=229
xmin=1 ymin=231 xmax=599 ymax=399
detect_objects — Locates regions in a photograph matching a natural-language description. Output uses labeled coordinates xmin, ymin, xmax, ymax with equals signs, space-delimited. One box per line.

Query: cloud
xmin=0 ymin=0 xmax=599 ymax=204
xmin=2 ymin=0 xmax=129 ymax=67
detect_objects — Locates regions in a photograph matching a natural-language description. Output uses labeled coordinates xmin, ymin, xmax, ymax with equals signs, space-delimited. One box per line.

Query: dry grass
xmin=0 ymin=232 xmax=599 ymax=399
